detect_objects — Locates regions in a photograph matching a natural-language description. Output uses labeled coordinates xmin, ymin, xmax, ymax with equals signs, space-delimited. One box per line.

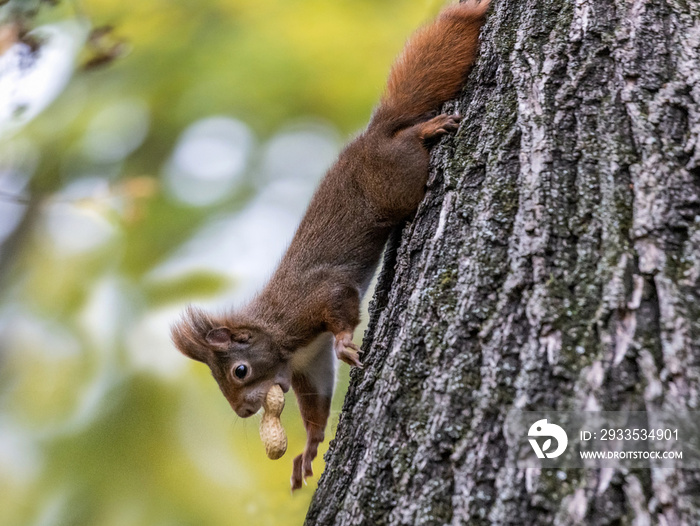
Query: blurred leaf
xmin=0 ymin=1 xmax=438 ymax=524
xmin=143 ymin=271 xmax=231 ymax=307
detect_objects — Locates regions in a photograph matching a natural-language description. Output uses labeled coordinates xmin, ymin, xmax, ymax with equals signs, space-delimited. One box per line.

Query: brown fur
xmin=290 ymin=372 xmax=331 ymax=490
xmin=172 ymin=0 xmax=490 ymax=490
xmin=375 ymin=1 xmax=491 ymax=134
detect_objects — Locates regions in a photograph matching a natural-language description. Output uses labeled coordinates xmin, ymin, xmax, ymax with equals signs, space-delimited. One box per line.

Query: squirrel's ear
xmin=231 ymin=329 xmax=252 ymax=344
xmin=206 ymin=327 xmax=232 ymax=348
xmin=171 ymin=306 xmax=254 ymax=361
xmin=206 ymin=327 xmax=253 ymax=348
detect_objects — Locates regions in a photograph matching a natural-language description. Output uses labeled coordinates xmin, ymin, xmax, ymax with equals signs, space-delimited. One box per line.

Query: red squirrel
xmin=171 ymin=0 xmax=490 ymax=491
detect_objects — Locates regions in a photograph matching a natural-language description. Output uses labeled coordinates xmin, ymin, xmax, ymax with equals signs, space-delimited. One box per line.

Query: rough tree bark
xmin=306 ymin=0 xmax=700 ymax=524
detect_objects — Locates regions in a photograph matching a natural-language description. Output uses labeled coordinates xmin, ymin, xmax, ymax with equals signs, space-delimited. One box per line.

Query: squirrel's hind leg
xmin=365 ymin=114 xmax=462 ymax=220
xmin=290 ymin=374 xmax=331 ymax=490
xmin=289 ymin=337 xmax=336 ymax=490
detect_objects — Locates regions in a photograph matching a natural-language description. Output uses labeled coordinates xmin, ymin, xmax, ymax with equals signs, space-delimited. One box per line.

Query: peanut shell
xmin=259 ymin=384 xmax=287 ymax=459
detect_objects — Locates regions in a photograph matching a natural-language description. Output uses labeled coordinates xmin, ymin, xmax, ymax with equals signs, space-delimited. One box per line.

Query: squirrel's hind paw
xmin=419 ymin=113 xmax=462 ymax=143
xmin=291 ymin=452 xmax=315 ymax=491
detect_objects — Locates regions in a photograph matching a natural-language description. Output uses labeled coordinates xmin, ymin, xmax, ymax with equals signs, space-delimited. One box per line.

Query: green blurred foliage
xmin=0 ymin=0 xmax=441 ymax=524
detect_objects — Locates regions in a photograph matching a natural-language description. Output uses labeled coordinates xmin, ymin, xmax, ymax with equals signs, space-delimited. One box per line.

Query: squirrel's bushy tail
xmin=371 ymin=0 xmax=490 ymax=134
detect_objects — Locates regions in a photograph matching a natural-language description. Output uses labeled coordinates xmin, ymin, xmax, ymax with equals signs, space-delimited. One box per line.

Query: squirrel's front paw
xmin=334 ymin=332 xmax=363 ymax=368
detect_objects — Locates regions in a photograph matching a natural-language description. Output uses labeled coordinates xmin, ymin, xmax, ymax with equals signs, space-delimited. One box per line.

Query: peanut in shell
xmin=259 ymin=384 xmax=287 ymax=459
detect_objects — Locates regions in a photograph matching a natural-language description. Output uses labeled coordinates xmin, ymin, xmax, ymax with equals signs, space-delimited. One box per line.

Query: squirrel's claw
xmin=339 ymin=348 xmax=363 ymax=368
xmin=334 ymin=332 xmax=363 ymax=368
xmin=418 ymin=113 xmax=463 ymax=143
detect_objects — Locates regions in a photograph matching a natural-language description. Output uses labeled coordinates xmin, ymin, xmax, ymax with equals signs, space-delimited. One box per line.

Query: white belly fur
xmin=290 ymin=333 xmax=337 ymax=399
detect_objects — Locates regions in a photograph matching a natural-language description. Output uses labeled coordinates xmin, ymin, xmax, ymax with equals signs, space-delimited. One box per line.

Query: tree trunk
xmin=306 ymin=0 xmax=700 ymax=524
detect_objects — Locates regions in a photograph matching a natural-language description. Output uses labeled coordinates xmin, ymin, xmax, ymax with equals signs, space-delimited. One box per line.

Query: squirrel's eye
xmin=234 ymin=364 xmax=248 ymax=379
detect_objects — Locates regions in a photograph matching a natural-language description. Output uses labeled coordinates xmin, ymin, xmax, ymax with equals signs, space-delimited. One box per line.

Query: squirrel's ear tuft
xmin=171 ymin=306 xmax=215 ymax=363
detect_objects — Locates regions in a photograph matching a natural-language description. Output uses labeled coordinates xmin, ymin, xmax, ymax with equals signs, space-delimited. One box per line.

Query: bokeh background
xmin=0 ymin=0 xmax=441 ymax=524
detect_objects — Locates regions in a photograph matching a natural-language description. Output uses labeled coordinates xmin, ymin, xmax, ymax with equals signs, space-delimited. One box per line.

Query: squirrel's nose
xmin=236 ymin=406 xmax=256 ymax=418
xmin=234 ymin=398 xmax=263 ymax=418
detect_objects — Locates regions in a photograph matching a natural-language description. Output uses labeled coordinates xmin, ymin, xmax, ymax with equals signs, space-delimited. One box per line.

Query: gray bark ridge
xmin=307 ymin=0 xmax=700 ymax=524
